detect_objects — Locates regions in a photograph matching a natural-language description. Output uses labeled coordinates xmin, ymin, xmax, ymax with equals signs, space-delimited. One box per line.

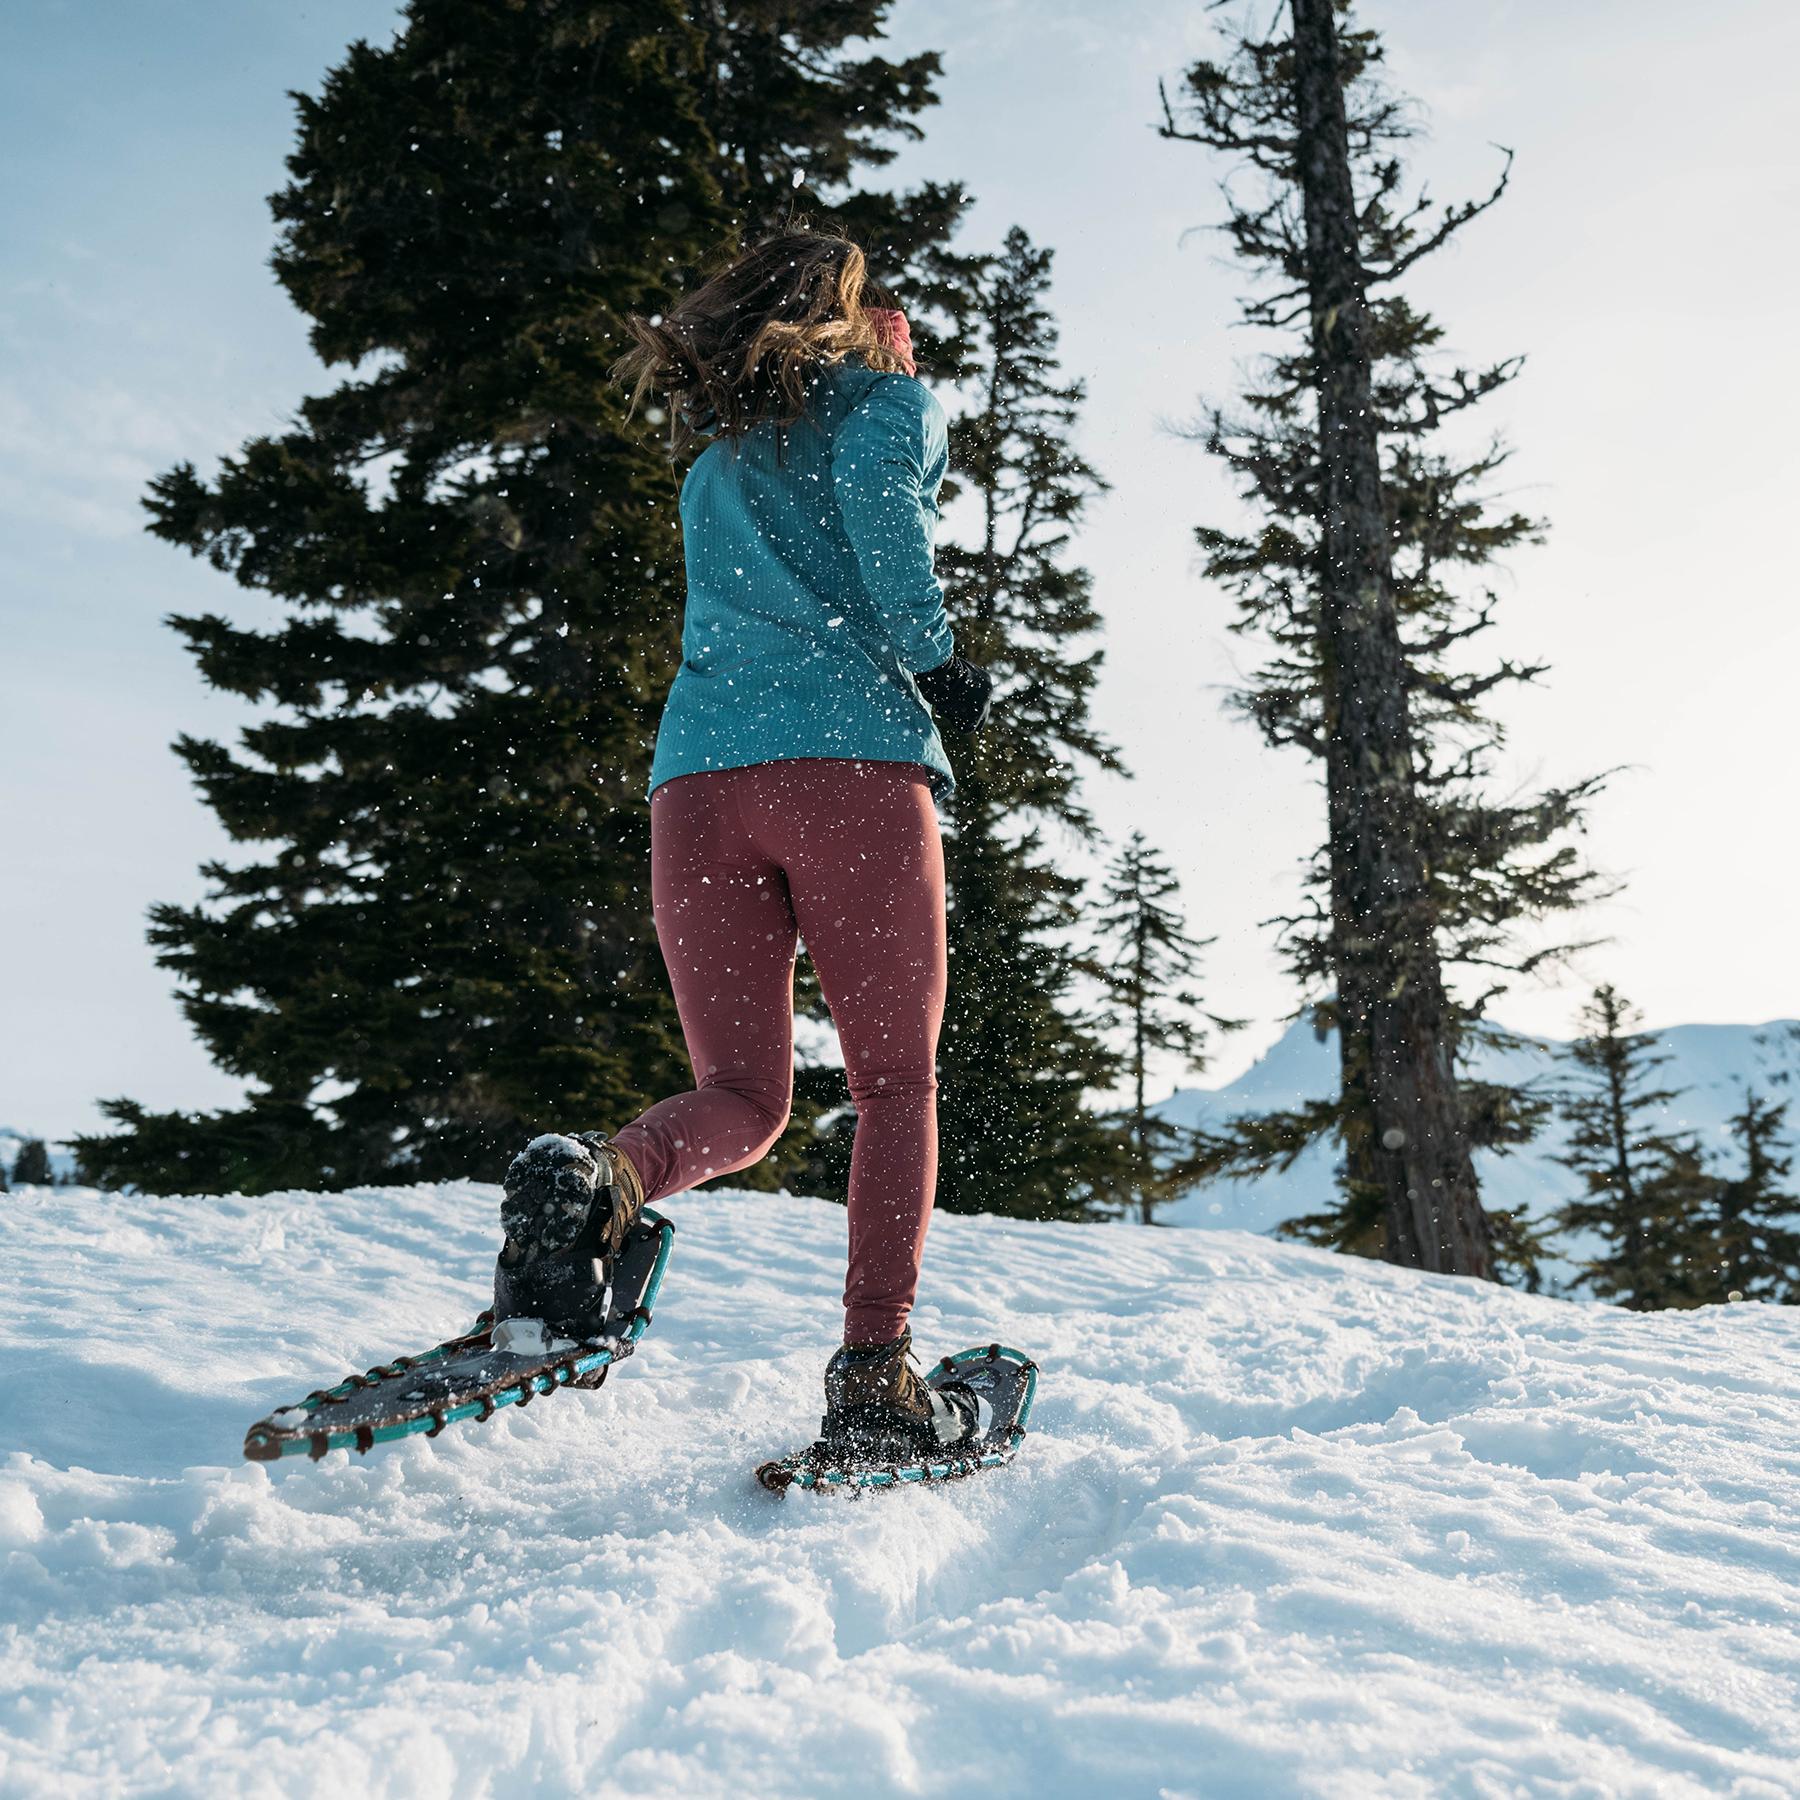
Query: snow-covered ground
xmin=3 ymin=1181 xmax=1798 ymax=1797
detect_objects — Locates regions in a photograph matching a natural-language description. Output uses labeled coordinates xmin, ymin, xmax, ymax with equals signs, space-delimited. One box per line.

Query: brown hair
xmin=613 ymin=229 xmax=910 ymax=458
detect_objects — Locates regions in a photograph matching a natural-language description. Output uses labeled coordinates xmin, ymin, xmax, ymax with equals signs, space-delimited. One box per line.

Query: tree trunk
xmin=1288 ymin=0 xmax=1492 ymax=1277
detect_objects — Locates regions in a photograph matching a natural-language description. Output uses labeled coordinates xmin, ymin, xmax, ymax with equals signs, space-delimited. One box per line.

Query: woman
xmin=490 ymin=230 xmax=994 ymax=1460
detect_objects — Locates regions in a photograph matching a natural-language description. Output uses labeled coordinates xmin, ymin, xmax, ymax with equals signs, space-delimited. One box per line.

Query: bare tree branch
xmin=1364 ymin=147 xmax=1514 ymax=286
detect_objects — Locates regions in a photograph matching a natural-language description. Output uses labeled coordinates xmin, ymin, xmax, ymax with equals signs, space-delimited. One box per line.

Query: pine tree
xmin=1091 ymin=832 xmax=1235 ymax=1223
xmin=1702 ymin=1090 xmax=1800 ymax=1304
xmin=11 ymin=1138 xmax=52 ymax=1186
xmin=687 ymin=2 xmax=966 ymax=269
xmin=1552 ymin=986 xmax=1712 ymax=1310
xmin=75 ymin=0 xmax=966 ymax=1197
xmin=928 ymin=228 xmax=1128 ymax=1221
xmin=1159 ymin=2 xmax=1604 ymax=1274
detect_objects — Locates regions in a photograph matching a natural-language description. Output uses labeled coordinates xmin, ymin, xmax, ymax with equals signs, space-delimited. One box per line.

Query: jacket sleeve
xmin=830 ymin=376 xmax=956 ymax=674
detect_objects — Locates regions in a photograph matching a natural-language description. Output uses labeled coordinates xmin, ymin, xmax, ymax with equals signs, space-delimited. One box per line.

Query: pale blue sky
xmin=5 ymin=1 xmax=1798 ymax=1140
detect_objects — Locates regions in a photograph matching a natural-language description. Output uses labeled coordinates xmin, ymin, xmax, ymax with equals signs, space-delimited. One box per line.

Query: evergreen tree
xmin=1091 ymin=832 xmax=1235 ymax=1224
xmin=1482 ymin=1174 xmax=1555 ymax=1294
xmin=929 ymin=228 xmax=1127 ymax=1220
xmin=1552 ymin=985 xmax=1711 ymax=1310
xmin=11 ymin=1138 xmax=52 ymax=1186
xmin=75 ymin=0 xmax=966 ymax=1197
xmin=687 ymin=3 xmax=965 ymax=268
xmin=1702 ymin=1090 xmax=1800 ymax=1304
xmin=1160 ymin=2 xmax=1604 ymax=1274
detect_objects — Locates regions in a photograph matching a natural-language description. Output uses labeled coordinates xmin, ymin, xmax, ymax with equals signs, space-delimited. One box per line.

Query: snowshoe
xmin=756 ymin=1343 xmax=1038 ymax=1495
xmin=242 ymin=1208 xmax=673 ymax=1463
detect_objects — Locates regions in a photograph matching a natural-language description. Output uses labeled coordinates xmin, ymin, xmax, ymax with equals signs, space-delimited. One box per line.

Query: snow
xmin=489 ymin=1315 xmax=578 ymax=1357
xmin=523 ymin=1132 xmax=589 ymax=1159
xmin=3 ymin=1180 xmax=1799 ymax=1796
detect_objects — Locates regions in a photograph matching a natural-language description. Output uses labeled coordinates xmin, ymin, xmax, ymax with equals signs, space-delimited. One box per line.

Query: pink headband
xmin=867 ymin=308 xmax=916 ymax=376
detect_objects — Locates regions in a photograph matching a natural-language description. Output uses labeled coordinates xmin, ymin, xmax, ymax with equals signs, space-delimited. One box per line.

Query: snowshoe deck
xmin=756 ymin=1343 xmax=1037 ymax=1495
xmin=243 ymin=1209 xmax=674 ymax=1463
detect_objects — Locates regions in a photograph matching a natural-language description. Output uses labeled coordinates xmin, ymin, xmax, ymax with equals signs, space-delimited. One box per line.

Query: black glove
xmin=914 ymin=653 xmax=995 ymax=733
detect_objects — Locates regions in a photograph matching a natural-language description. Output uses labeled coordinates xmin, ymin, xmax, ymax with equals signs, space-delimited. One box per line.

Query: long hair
xmin=614 ymin=230 xmax=910 ymax=458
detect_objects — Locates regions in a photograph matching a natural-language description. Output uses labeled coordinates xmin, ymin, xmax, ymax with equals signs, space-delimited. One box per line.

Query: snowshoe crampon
xmin=242 ymin=1210 xmax=673 ymax=1463
xmin=756 ymin=1343 xmax=1037 ymax=1496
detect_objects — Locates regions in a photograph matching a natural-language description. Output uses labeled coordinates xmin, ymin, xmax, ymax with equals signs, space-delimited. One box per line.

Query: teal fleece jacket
xmin=647 ymin=360 xmax=956 ymax=798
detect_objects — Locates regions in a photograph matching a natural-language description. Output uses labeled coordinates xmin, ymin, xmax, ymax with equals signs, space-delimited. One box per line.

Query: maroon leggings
xmin=608 ymin=758 xmax=947 ymax=1344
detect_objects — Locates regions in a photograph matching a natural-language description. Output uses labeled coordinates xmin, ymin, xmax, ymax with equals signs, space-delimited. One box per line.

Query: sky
xmin=3 ymin=0 xmax=1798 ymax=1142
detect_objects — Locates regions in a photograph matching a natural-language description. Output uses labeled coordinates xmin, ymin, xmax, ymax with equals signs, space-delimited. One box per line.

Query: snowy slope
xmin=3 ymin=1183 xmax=1798 ymax=1796
xmin=1158 ymin=1017 xmax=1800 ymax=1244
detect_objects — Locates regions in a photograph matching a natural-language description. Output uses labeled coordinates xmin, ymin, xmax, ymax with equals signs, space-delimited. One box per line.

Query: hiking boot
xmin=818 ymin=1327 xmax=979 ymax=1461
xmin=493 ymin=1132 xmax=646 ymax=1341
